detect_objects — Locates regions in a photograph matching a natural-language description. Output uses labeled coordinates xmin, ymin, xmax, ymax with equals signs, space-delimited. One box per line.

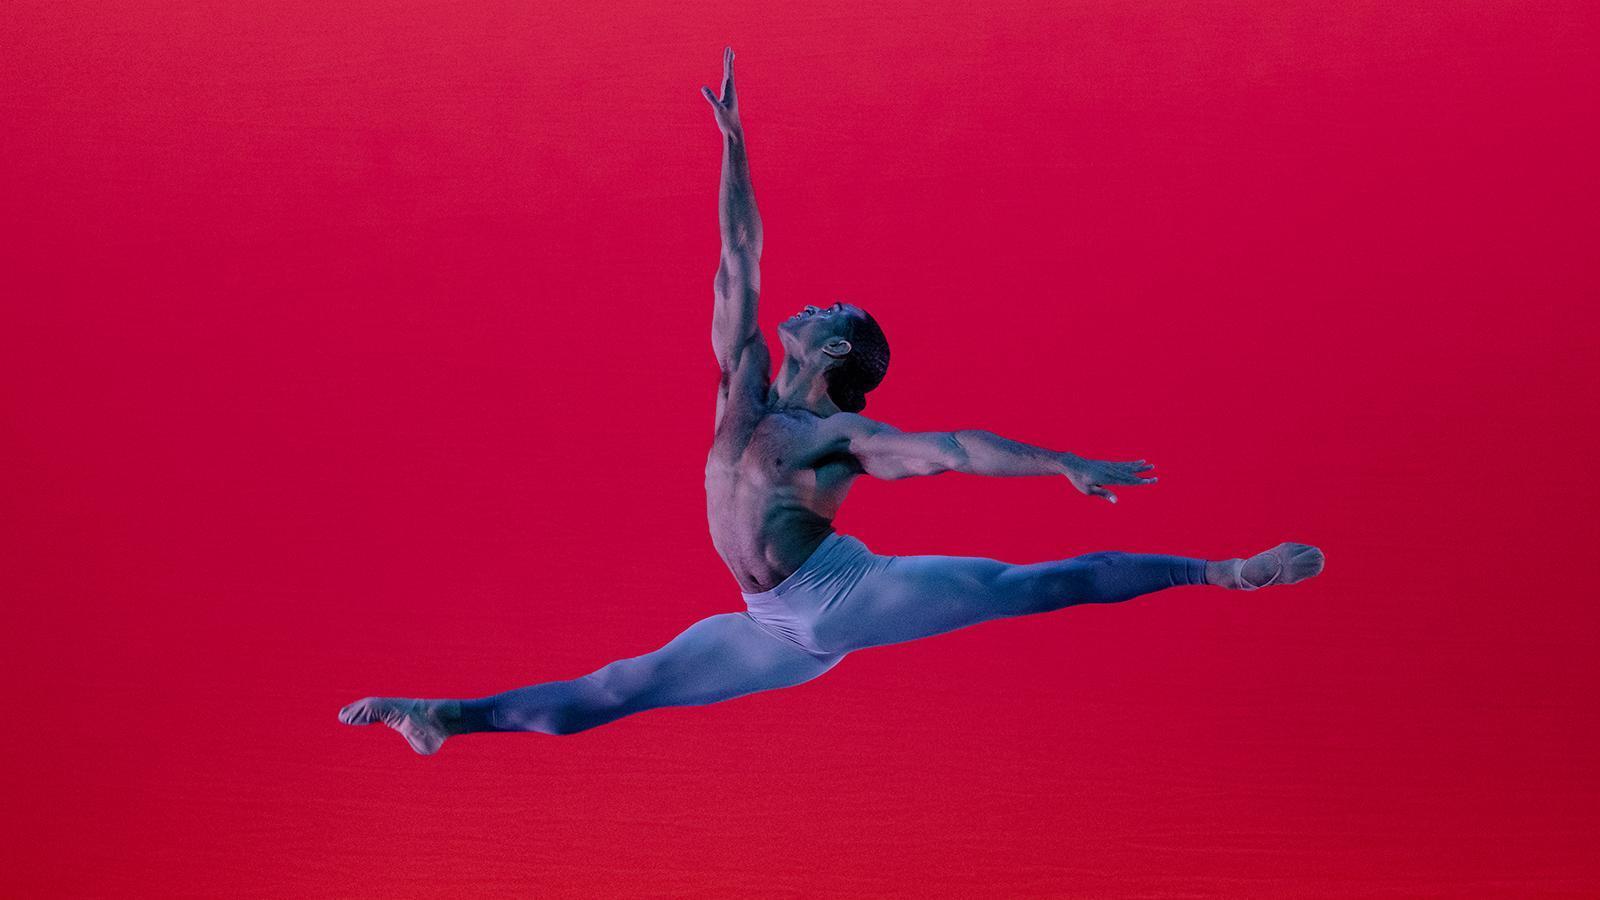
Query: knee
xmin=541 ymin=671 xmax=629 ymax=736
xmin=1073 ymin=551 xmax=1127 ymax=563
xmin=540 ymin=705 xmax=600 ymax=736
xmin=1031 ymin=552 xmax=1135 ymax=607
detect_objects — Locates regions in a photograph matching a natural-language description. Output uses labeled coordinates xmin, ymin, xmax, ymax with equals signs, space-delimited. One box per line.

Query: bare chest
xmin=706 ymin=412 xmax=858 ymax=503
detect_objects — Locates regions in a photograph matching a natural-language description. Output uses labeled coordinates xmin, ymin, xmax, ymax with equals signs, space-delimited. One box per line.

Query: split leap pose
xmin=340 ymin=47 xmax=1324 ymax=754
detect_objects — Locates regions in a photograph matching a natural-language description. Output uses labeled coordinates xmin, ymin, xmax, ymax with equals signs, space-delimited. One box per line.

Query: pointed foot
xmin=339 ymin=697 xmax=453 ymax=756
xmin=1212 ymin=543 xmax=1325 ymax=590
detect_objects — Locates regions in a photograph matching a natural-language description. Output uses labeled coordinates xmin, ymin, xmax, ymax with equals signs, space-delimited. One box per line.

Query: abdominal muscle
xmin=706 ymin=406 xmax=859 ymax=593
xmin=707 ymin=440 xmax=860 ymax=594
xmin=707 ymin=478 xmax=838 ymax=593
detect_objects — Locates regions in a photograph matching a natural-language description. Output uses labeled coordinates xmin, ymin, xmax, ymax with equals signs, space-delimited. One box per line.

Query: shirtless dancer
xmin=340 ymin=47 xmax=1324 ymax=754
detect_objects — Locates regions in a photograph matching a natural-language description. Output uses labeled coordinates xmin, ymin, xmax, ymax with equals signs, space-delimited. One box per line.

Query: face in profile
xmin=778 ymin=301 xmax=862 ymax=360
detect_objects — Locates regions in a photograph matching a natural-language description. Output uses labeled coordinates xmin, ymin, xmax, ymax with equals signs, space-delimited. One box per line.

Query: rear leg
xmin=339 ymin=613 xmax=844 ymax=754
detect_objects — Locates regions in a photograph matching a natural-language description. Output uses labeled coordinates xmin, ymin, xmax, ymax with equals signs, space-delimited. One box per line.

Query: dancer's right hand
xmin=701 ymin=46 xmax=743 ymax=137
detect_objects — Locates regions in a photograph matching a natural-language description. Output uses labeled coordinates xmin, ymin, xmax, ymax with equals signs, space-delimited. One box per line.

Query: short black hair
xmin=825 ymin=308 xmax=890 ymax=413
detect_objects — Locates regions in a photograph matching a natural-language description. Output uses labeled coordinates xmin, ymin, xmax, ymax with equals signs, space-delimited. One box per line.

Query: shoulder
xmin=819 ymin=411 xmax=894 ymax=442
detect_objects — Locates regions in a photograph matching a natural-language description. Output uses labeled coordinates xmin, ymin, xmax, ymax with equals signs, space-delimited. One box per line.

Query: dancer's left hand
xmin=1063 ymin=457 xmax=1157 ymax=504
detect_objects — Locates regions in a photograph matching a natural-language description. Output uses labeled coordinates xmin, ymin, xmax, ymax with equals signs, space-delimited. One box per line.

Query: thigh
xmin=815 ymin=552 xmax=1043 ymax=653
xmin=598 ymin=612 xmax=846 ymax=713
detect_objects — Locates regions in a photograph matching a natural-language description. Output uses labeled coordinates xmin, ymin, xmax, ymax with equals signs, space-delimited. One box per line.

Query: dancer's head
xmin=777 ymin=301 xmax=890 ymax=412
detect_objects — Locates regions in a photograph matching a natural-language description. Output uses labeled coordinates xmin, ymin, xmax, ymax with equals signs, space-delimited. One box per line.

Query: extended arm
xmin=703 ymin=47 xmax=764 ymax=371
xmin=834 ymin=413 xmax=1157 ymax=503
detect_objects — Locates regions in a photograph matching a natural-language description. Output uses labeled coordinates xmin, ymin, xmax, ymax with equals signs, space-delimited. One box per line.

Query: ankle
xmin=447 ymin=698 xmax=501 ymax=734
xmin=430 ymin=699 xmax=470 ymax=736
xmin=1205 ymin=559 xmax=1241 ymax=588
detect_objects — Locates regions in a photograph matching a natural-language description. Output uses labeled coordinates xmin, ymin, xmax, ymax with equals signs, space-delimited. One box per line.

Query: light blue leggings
xmin=457 ymin=533 xmax=1208 ymax=735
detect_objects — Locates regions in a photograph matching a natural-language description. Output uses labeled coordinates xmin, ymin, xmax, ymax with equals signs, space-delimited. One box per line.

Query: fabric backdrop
xmin=4 ymin=1 xmax=1596 ymax=896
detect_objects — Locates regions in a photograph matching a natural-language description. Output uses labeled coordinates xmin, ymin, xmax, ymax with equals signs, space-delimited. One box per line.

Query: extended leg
xmin=814 ymin=542 xmax=1323 ymax=654
xmin=339 ymin=613 xmax=843 ymax=754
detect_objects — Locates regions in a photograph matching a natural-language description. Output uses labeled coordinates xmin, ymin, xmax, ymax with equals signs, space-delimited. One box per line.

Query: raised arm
xmin=828 ymin=413 xmax=1158 ymax=504
xmin=702 ymin=46 xmax=764 ymax=372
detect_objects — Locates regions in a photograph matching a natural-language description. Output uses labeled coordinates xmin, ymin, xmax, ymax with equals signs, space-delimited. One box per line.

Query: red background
xmin=4 ymin=1 xmax=1597 ymax=896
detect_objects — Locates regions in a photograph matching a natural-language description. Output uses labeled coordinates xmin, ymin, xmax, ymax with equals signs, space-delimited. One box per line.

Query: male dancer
xmin=340 ymin=47 xmax=1324 ymax=754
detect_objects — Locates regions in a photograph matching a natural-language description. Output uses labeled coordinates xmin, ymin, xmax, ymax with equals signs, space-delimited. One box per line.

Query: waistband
xmin=740 ymin=531 xmax=862 ymax=601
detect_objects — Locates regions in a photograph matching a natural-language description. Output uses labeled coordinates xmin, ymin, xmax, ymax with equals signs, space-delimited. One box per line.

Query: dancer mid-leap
xmin=340 ymin=47 xmax=1324 ymax=754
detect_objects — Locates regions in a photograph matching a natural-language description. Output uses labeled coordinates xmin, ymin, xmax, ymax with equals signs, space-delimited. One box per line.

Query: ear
xmin=821 ymin=337 xmax=852 ymax=360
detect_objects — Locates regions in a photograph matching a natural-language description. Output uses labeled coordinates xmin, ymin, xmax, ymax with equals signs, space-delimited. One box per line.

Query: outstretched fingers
xmin=1117 ymin=460 xmax=1158 ymax=485
xmin=701 ymin=46 xmax=739 ymax=128
xmin=1077 ymin=460 xmax=1159 ymax=503
xmin=702 ymin=46 xmax=735 ymax=107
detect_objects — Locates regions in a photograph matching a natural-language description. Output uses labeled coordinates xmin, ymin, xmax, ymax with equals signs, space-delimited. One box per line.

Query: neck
xmin=769 ymin=354 xmax=842 ymax=416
